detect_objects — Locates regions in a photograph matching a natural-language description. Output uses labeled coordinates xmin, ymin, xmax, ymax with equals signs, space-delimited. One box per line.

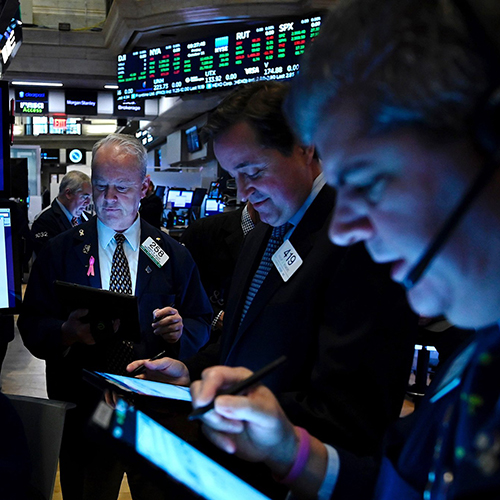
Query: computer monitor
xmin=185 ymin=126 xmax=202 ymax=153
xmin=0 ymin=201 xmax=21 ymax=313
xmin=155 ymin=185 xmax=166 ymax=203
xmin=0 ymin=81 xmax=11 ymax=198
xmin=207 ymin=181 xmax=220 ymax=199
xmin=166 ymin=189 xmax=194 ymax=209
xmin=191 ymin=188 xmax=207 ymax=208
xmin=205 ymin=199 xmax=225 ymax=217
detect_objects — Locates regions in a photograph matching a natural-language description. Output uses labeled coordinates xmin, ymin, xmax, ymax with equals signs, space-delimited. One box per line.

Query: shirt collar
xmin=97 ymin=215 xmax=141 ymax=251
xmin=241 ymin=204 xmax=256 ymax=236
xmin=288 ymin=172 xmax=326 ymax=230
xmin=55 ymin=197 xmax=74 ymax=223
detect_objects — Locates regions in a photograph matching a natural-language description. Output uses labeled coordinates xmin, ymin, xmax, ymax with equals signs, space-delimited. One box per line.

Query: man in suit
xmin=18 ymin=134 xmax=212 ymax=500
xmin=31 ymin=170 xmax=92 ymax=255
xmin=181 ymin=201 xmax=259 ymax=335
xmin=139 ymin=178 xmax=163 ymax=228
xmin=130 ymin=82 xmax=418 ymax=457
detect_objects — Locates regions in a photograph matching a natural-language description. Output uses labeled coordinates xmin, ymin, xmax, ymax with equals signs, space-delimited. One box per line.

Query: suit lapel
xmin=74 ymin=218 xmax=101 ymax=288
xmin=226 ymin=186 xmax=336 ymax=359
xmin=135 ymin=220 xmax=160 ymax=297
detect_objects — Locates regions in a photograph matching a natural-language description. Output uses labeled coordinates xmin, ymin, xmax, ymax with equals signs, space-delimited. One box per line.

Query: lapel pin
xmin=146 ymin=266 xmax=152 ymax=274
xmin=79 ymin=229 xmax=85 ymax=237
xmin=83 ymin=244 xmax=91 ymax=254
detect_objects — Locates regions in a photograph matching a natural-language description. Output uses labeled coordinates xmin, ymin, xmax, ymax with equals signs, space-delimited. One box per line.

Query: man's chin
xmin=406 ymin=281 xmax=447 ymax=319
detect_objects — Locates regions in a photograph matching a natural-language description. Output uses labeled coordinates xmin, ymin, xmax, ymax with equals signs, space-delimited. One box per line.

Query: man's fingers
xmin=191 ymin=366 xmax=253 ymax=408
xmin=201 ymin=426 xmax=238 ymax=454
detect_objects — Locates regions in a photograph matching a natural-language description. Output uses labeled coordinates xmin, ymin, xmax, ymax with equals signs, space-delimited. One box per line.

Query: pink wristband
xmin=274 ymin=427 xmax=311 ymax=485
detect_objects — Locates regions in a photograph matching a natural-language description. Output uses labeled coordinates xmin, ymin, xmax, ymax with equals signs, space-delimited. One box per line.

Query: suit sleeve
xmin=31 ymin=209 xmax=67 ymax=256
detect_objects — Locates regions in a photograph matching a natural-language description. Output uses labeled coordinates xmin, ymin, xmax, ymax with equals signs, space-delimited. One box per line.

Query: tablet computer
xmin=91 ymin=398 xmax=271 ymax=500
xmin=84 ymin=370 xmax=192 ymax=401
xmin=54 ymin=280 xmax=141 ymax=343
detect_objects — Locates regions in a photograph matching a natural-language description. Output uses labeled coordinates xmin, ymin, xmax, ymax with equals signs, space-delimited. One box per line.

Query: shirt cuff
xmin=284 ymin=443 xmax=339 ymax=500
xmin=317 ymin=444 xmax=340 ymax=500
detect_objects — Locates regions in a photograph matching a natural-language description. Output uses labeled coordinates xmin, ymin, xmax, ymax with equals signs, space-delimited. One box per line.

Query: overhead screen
xmin=117 ymin=13 xmax=321 ymax=100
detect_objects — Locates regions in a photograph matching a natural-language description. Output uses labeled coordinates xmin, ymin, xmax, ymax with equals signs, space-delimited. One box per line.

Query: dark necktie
xmin=109 ymin=233 xmax=132 ymax=295
xmin=107 ymin=233 xmax=134 ymax=374
xmin=71 ymin=216 xmax=79 ymax=226
xmin=240 ymin=222 xmax=292 ymax=324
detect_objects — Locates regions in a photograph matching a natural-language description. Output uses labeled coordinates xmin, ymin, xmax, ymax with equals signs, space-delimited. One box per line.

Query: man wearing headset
xmin=184 ymin=1 xmax=500 ymax=499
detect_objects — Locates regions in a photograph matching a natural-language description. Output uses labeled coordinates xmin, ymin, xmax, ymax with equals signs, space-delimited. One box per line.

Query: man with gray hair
xmin=19 ymin=133 xmax=212 ymax=500
xmin=31 ymin=169 xmax=92 ymax=255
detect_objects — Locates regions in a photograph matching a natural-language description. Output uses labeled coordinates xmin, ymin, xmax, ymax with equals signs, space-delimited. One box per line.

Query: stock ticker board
xmin=116 ymin=14 xmax=322 ymax=100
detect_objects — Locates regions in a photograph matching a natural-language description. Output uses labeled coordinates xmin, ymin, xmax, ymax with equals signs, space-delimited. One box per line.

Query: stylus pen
xmin=129 ymin=350 xmax=168 ymax=377
xmin=188 ymin=355 xmax=287 ymax=421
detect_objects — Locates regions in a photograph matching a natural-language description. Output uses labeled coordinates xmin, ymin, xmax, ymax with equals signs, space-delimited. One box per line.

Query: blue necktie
xmin=240 ymin=222 xmax=292 ymax=324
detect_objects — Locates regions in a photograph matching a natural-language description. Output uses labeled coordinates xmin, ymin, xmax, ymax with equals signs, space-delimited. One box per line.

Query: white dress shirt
xmin=97 ymin=215 xmax=142 ymax=293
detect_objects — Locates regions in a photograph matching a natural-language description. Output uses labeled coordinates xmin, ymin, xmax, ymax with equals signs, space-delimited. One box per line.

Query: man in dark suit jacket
xmin=139 ymin=179 xmax=163 ymax=228
xmin=31 ymin=170 xmax=92 ymax=255
xmin=18 ymin=134 xmax=212 ymax=500
xmin=130 ymin=82 xmax=418 ymax=457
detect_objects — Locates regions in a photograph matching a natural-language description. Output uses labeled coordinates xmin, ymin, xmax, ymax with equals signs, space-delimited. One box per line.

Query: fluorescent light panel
xmin=11 ymin=81 xmax=63 ymax=87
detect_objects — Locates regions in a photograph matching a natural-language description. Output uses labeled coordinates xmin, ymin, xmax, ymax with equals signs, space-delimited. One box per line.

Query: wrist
xmin=264 ymin=425 xmax=300 ymax=479
xmin=271 ymin=427 xmax=311 ymax=485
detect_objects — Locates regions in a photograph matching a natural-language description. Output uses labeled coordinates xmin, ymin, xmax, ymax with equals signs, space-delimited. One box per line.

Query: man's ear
xmin=298 ymin=144 xmax=315 ymax=165
xmin=140 ymin=176 xmax=150 ymax=199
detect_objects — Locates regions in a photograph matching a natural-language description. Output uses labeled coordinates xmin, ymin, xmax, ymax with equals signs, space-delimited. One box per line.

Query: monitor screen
xmin=205 ymin=199 xmax=225 ymax=216
xmin=155 ymin=185 xmax=166 ymax=203
xmin=186 ymin=126 xmax=202 ymax=153
xmin=0 ymin=201 xmax=21 ymax=313
xmin=116 ymin=13 xmax=322 ymax=100
xmin=0 ymin=81 xmax=10 ymax=197
xmin=41 ymin=148 xmax=60 ymax=163
xmin=167 ymin=189 xmax=194 ymax=208
xmin=191 ymin=188 xmax=207 ymax=207
xmin=207 ymin=181 xmax=220 ymax=199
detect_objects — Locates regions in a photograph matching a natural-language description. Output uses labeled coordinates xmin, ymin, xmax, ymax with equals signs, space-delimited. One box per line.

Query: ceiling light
xmin=11 ymin=81 xmax=63 ymax=87
xmin=104 ymin=84 xmax=119 ymax=89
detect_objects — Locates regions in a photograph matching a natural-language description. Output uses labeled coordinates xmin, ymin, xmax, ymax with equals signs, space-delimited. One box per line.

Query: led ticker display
xmin=117 ymin=14 xmax=321 ymax=100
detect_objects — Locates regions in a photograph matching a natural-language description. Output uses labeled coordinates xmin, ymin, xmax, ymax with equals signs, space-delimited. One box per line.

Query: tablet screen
xmin=94 ymin=372 xmax=192 ymax=401
xmin=96 ymin=399 xmax=271 ymax=500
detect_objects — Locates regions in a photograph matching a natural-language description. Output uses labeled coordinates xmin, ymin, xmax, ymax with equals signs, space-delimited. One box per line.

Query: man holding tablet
xmin=18 ymin=133 xmax=212 ymax=500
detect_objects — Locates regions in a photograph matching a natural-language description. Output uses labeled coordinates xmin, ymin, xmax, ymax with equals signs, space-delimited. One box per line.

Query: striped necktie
xmin=240 ymin=222 xmax=292 ymax=324
xmin=71 ymin=216 xmax=79 ymax=226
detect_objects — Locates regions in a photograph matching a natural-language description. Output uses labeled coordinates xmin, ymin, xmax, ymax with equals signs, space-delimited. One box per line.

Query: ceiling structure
xmin=5 ymin=0 xmax=333 ymax=142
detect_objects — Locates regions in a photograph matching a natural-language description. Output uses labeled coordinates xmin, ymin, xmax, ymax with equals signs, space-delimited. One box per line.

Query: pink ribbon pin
xmin=87 ymin=256 xmax=95 ymax=277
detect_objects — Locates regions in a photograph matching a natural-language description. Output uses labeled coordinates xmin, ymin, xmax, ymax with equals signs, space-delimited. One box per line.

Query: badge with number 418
xmin=272 ymin=239 xmax=303 ymax=282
